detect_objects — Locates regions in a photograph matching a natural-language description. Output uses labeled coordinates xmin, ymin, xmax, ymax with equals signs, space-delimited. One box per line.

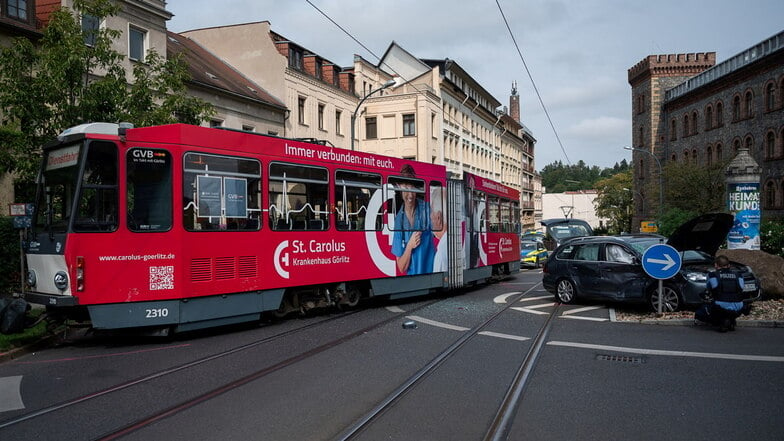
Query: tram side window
xmin=334 ymin=170 xmax=382 ymax=231
xmin=429 ymin=182 xmax=445 ymax=233
xmin=389 ymin=175 xmax=427 ymax=231
xmin=74 ymin=141 xmax=118 ymax=232
xmin=499 ymin=199 xmax=511 ymax=233
xmin=488 ymin=196 xmax=500 ymax=232
xmin=127 ymin=148 xmax=171 ymax=232
xmin=183 ymin=153 xmax=261 ymax=232
xmin=511 ymin=201 xmax=521 ymax=233
xmin=471 ymin=190 xmax=486 ymax=233
xmin=269 ymin=162 xmax=329 ymax=231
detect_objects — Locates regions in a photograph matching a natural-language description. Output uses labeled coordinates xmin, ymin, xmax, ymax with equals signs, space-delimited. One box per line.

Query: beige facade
xmin=182 ymin=22 xmax=356 ymax=143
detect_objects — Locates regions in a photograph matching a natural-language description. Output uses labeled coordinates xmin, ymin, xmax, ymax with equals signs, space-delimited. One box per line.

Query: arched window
xmin=670 ymin=118 xmax=677 ymax=141
xmin=638 ymin=126 xmax=644 ymax=147
xmin=716 ymin=101 xmax=724 ymax=126
xmin=683 ymin=114 xmax=690 ymax=136
xmin=705 ymin=105 xmax=713 ymax=130
xmin=691 ymin=110 xmax=698 ymax=134
xmin=764 ymin=181 xmax=776 ymax=209
xmin=766 ymin=131 xmax=776 ymax=159
xmin=683 ymin=150 xmax=690 ymax=162
xmin=716 ymin=143 xmax=723 ymax=161
xmin=638 ymin=159 xmax=645 ymax=179
xmin=745 ymin=135 xmax=754 ymax=154
xmin=779 ymin=76 xmax=784 ymax=109
xmin=765 ymin=82 xmax=776 ymax=111
xmin=691 ymin=148 xmax=698 ymax=164
xmin=780 ymin=127 xmax=784 ymax=158
xmin=733 ymin=138 xmax=741 ymax=155
xmin=706 ymin=145 xmax=713 ymax=166
xmin=732 ymin=95 xmax=741 ymax=121
xmin=744 ymin=90 xmax=754 ymax=118
xmin=670 ymin=153 xmax=677 ymax=162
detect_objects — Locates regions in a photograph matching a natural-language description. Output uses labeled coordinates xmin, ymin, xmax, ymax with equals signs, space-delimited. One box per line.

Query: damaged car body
xmin=541 ymin=213 xmax=761 ymax=312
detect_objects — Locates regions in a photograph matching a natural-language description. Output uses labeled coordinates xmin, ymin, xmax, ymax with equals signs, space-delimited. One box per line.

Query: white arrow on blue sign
xmin=641 ymin=244 xmax=682 ymax=280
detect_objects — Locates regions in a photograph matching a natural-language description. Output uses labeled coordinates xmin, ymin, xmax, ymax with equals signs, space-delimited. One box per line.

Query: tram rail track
xmin=332 ymin=283 xmax=558 ymax=441
xmin=0 ymin=301 xmax=435 ymax=433
xmin=2 ymin=280 xmax=558 ymax=441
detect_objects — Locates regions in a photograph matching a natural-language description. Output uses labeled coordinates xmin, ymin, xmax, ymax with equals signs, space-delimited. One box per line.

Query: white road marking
xmin=517 ymin=295 xmax=552 ymax=303
xmin=406 ymin=316 xmax=470 ymax=332
xmin=492 ymin=292 xmax=523 ymax=304
xmin=478 ymin=331 xmax=530 ymax=342
xmin=560 ymin=315 xmax=608 ymax=322
xmin=386 ymin=306 xmax=406 ymax=313
xmin=548 ymin=341 xmax=784 ymax=362
xmin=0 ymin=376 xmax=24 ymax=412
xmin=404 ymin=316 xmax=529 ymax=342
xmin=561 ymin=306 xmax=603 ymax=315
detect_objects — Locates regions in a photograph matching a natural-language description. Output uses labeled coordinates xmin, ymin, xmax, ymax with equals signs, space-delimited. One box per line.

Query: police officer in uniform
xmin=695 ymin=255 xmax=745 ymax=332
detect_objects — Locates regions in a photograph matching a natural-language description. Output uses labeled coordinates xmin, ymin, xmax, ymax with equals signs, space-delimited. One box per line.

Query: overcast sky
xmin=167 ymin=0 xmax=783 ymax=171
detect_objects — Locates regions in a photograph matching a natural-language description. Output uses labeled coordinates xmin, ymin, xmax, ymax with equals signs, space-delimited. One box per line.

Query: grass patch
xmin=0 ymin=307 xmax=49 ymax=352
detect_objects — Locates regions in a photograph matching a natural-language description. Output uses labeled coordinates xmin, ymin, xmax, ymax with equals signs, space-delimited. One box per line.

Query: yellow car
xmin=520 ymin=240 xmax=549 ymax=268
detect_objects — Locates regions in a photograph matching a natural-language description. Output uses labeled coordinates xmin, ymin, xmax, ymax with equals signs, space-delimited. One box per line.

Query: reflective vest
xmin=709 ymin=268 xmax=744 ymax=303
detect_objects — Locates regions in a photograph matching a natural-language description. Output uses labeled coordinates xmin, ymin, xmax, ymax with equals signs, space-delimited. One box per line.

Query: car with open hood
xmin=541 ymin=213 xmax=761 ymax=312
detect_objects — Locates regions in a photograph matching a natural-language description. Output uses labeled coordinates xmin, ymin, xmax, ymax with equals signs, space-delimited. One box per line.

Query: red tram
xmin=20 ymin=123 xmax=520 ymax=333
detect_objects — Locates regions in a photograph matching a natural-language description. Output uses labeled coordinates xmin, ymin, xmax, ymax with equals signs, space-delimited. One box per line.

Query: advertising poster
xmin=223 ymin=177 xmax=247 ymax=218
xmin=727 ymin=182 xmax=760 ymax=250
xmin=197 ymin=175 xmax=222 ymax=217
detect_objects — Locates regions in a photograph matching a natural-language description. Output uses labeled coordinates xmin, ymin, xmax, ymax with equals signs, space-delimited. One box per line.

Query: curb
xmin=608 ymin=308 xmax=784 ymax=327
xmin=0 ymin=334 xmax=58 ymax=364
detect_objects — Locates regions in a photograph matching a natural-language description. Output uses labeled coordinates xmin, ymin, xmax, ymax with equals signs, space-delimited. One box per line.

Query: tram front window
xmin=36 ymin=141 xmax=119 ymax=233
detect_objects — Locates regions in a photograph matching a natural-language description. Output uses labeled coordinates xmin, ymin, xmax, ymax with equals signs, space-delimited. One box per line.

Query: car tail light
xmin=76 ymin=256 xmax=85 ymax=291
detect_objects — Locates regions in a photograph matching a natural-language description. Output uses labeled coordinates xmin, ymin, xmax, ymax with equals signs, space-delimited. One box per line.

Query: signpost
xmin=641 ymin=243 xmax=682 ymax=314
xmin=9 ymin=203 xmax=34 ymax=295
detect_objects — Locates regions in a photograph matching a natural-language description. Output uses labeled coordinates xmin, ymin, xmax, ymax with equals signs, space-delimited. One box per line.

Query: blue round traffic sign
xmin=641 ymin=244 xmax=682 ymax=280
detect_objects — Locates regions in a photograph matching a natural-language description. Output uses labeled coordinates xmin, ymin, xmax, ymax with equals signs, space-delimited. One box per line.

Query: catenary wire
xmin=495 ymin=0 xmax=572 ymax=165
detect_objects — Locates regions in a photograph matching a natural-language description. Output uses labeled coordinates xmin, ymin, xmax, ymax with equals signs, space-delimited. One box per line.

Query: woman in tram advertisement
xmin=391 ymin=164 xmax=435 ymax=275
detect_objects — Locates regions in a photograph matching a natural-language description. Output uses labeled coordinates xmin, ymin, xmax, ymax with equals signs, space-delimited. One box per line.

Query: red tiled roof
xmin=166 ymin=31 xmax=285 ymax=110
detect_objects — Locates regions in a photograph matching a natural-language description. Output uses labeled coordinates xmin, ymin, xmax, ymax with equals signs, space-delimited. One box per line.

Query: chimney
xmin=510 ymin=81 xmax=520 ymax=123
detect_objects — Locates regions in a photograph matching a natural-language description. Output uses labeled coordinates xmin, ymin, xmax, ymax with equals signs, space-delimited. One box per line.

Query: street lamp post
xmin=564 ymin=179 xmax=580 ymax=218
xmin=351 ymin=79 xmax=396 ymax=151
xmin=624 ymin=146 xmax=663 ymax=227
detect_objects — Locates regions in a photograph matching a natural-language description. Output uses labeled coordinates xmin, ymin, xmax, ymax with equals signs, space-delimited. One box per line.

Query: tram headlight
xmin=76 ymin=256 xmax=85 ymax=291
xmin=27 ymin=270 xmax=36 ymax=287
xmin=54 ymin=271 xmax=69 ymax=291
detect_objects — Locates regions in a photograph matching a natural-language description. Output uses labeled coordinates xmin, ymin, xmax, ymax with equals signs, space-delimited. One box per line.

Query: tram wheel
xmin=339 ymin=285 xmax=361 ymax=309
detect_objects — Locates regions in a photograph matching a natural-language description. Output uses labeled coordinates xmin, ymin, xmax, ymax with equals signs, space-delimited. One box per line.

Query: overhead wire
xmin=494 ymin=0 xmax=571 ymax=166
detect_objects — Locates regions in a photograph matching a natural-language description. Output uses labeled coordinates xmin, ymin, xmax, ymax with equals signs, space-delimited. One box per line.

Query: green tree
xmin=0 ymin=0 xmax=214 ymax=182
xmin=541 ymin=159 xmax=629 ymax=192
xmin=594 ymin=170 xmax=633 ymax=234
xmin=662 ymin=159 xmax=727 ymax=216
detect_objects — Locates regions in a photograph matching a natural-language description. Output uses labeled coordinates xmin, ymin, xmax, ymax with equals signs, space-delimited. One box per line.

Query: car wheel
xmin=648 ymin=285 xmax=682 ymax=312
xmin=556 ymin=279 xmax=576 ymax=304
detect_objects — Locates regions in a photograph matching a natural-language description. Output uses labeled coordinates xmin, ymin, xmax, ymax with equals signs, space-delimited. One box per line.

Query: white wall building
xmin=541 ymin=191 xmax=609 ymax=231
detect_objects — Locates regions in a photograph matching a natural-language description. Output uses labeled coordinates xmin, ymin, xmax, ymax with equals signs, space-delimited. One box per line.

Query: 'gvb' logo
xmin=274 ymin=241 xmax=290 ymax=279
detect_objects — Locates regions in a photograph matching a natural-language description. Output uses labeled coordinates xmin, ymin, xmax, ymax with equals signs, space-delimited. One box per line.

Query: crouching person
xmin=694 ymin=255 xmax=745 ymax=332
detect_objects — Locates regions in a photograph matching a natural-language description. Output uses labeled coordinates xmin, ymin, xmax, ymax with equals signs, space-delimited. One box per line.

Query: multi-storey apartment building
xmin=628 ymin=30 xmax=784 ymax=226
xmin=2 ymin=2 xmax=540 ymax=229
xmin=0 ymin=1 xmax=287 ymax=206
xmin=184 ymin=30 xmax=538 ymax=230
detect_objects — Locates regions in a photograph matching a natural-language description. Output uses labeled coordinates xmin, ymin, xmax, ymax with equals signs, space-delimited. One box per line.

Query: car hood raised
xmin=667 ymin=213 xmax=734 ymax=255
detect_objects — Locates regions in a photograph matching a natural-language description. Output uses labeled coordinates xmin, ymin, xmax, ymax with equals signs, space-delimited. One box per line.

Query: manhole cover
xmin=596 ymin=354 xmax=644 ymax=364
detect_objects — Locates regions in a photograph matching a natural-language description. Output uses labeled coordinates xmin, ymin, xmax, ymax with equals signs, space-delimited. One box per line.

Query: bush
xmin=761 ymin=218 xmax=784 ymax=257
xmin=0 ymin=217 xmax=22 ymax=296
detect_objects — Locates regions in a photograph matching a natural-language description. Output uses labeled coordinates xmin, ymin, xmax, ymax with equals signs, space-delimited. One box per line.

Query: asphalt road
xmin=1 ymin=269 xmax=783 ymax=440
